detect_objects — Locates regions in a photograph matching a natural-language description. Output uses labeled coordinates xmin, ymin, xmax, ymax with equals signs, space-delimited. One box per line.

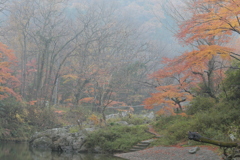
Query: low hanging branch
xmin=188 ymin=131 xmax=239 ymax=148
xmin=188 ymin=131 xmax=240 ymax=160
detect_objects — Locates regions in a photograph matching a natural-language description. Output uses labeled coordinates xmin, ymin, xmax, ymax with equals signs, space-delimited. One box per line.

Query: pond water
xmin=0 ymin=141 xmax=126 ymax=160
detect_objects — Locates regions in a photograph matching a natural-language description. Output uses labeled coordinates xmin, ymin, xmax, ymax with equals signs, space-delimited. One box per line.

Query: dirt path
xmin=115 ymin=126 xmax=222 ymax=160
xmin=115 ymin=146 xmax=222 ymax=160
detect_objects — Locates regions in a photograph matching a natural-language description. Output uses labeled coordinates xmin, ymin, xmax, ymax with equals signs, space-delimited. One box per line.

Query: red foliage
xmin=0 ymin=43 xmax=20 ymax=100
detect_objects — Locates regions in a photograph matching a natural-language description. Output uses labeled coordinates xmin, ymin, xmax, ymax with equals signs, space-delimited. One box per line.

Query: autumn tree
xmin=143 ymin=56 xmax=196 ymax=113
xmin=5 ymin=0 xmax=35 ymax=100
xmin=5 ymin=0 xmax=87 ymax=105
xmin=0 ymin=43 xmax=19 ymax=100
xmin=143 ymin=48 xmax=230 ymax=114
xmin=144 ymin=0 xmax=232 ymax=115
xmin=176 ymin=0 xmax=240 ymax=99
xmin=177 ymin=0 xmax=240 ymax=61
xmin=58 ymin=0 xmax=162 ymax=107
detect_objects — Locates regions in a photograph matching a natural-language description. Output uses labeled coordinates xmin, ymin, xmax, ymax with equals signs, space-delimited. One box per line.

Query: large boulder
xmin=31 ymin=136 xmax=52 ymax=149
xmin=29 ymin=125 xmax=97 ymax=153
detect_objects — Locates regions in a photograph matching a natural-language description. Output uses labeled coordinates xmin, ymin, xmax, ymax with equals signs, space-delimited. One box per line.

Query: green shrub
xmin=85 ymin=125 xmax=154 ymax=153
xmin=152 ymin=97 xmax=240 ymax=146
xmin=154 ymin=115 xmax=187 ymax=131
xmin=186 ymin=96 xmax=216 ymax=115
xmin=27 ymin=106 xmax=61 ymax=131
xmin=152 ymin=116 xmax=194 ymax=145
xmin=222 ymin=63 xmax=240 ymax=101
xmin=0 ymin=97 xmax=24 ymax=124
xmin=0 ymin=97 xmax=32 ymax=140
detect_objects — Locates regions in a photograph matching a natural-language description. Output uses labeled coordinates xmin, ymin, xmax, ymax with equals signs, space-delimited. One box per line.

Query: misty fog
xmin=0 ymin=0 xmax=183 ymax=107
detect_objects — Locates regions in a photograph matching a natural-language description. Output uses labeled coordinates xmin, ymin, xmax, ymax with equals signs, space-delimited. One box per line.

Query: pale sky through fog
xmin=69 ymin=0 xmax=187 ymax=57
xmin=153 ymin=0 xmax=187 ymax=57
xmin=120 ymin=0 xmax=187 ymax=57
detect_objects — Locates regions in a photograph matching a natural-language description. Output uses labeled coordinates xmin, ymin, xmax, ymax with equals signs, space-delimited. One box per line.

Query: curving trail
xmin=115 ymin=126 xmax=222 ymax=160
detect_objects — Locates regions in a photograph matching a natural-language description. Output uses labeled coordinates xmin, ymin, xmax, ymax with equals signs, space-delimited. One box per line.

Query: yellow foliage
xmin=15 ymin=113 xmax=24 ymax=123
xmin=62 ymin=74 xmax=78 ymax=83
xmin=88 ymin=114 xmax=99 ymax=125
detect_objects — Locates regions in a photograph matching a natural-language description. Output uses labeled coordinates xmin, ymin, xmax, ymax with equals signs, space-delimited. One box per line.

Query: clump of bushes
xmin=26 ymin=105 xmax=62 ymax=131
xmin=150 ymin=65 xmax=240 ymax=147
xmin=152 ymin=97 xmax=240 ymax=146
xmin=85 ymin=125 xmax=154 ymax=153
xmin=0 ymin=97 xmax=31 ymax=140
xmin=0 ymin=97 xmax=62 ymax=140
xmin=186 ymin=96 xmax=216 ymax=115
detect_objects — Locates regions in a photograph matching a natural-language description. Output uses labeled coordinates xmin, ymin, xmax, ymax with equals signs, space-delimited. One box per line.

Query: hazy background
xmin=0 ymin=0 xmax=187 ymax=107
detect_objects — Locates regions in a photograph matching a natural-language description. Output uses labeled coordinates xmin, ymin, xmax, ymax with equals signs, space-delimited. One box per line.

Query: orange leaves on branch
xmin=183 ymin=45 xmax=233 ymax=69
xmin=144 ymin=84 xmax=192 ymax=110
xmin=144 ymin=45 xmax=227 ymax=114
xmin=108 ymin=101 xmax=127 ymax=107
xmin=0 ymin=42 xmax=20 ymax=100
xmin=79 ymin=97 xmax=96 ymax=104
xmin=145 ymin=71 xmax=193 ymax=111
xmin=177 ymin=0 xmax=240 ymax=43
xmin=177 ymin=0 xmax=240 ymax=61
xmin=144 ymin=45 xmax=220 ymax=113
